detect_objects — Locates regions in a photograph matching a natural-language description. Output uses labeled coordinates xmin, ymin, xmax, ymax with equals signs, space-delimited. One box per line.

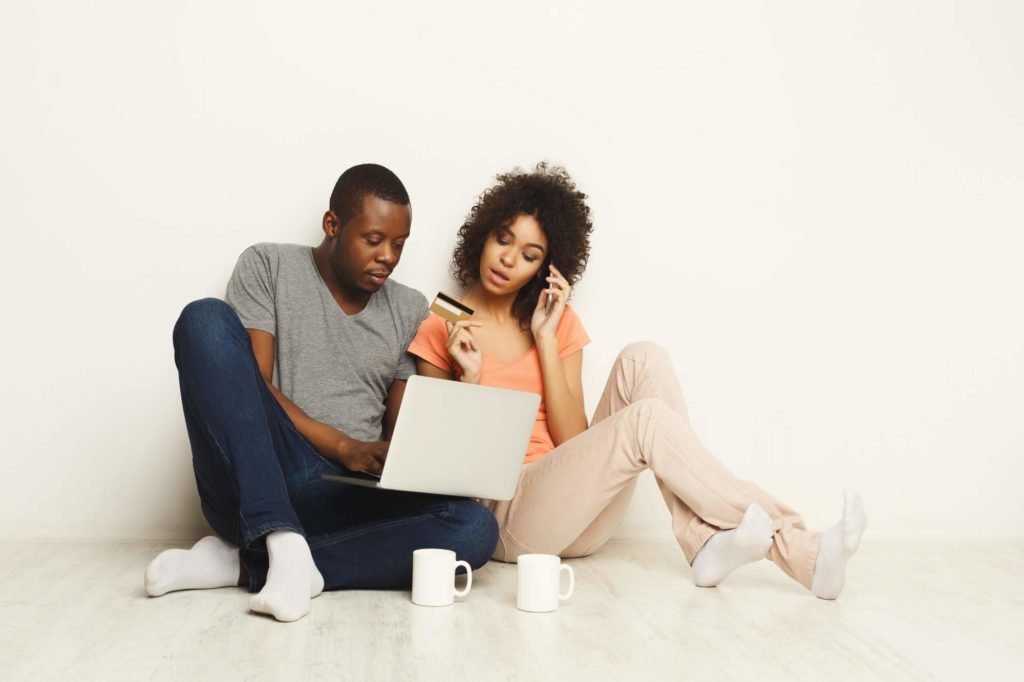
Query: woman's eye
xmin=523 ymin=255 xmax=537 ymax=263
xmin=496 ymin=236 xmax=510 ymax=245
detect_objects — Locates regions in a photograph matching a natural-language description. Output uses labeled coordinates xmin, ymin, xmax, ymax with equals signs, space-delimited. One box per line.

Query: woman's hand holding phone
xmin=531 ymin=264 xmax=570 ymax=343
xmin=445 ymin=320 xmax=483 ymax=384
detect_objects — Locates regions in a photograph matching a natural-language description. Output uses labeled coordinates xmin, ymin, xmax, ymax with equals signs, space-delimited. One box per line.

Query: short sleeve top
xmin=224 ymin=242 xmax=428 ymax=441
xmin=408 ymin=305 xmax=590 ymax=463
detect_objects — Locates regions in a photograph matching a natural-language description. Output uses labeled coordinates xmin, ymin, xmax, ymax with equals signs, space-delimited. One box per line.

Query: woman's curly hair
xmin=451 ymin=162 xmax=594 ymax=330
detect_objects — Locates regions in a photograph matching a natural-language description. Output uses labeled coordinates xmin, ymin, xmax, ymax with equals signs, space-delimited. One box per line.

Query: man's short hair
xmin=329 ymin=164 xmax=410 ymax=228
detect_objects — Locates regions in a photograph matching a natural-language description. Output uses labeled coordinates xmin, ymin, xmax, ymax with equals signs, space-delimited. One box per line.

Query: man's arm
xmin=416 ymin=358 xmax=453 ymax=380
xmin=382 ymin=379 xmax=407 ymax=442
xmin=247 ymin=329 xmax=387 ymax=474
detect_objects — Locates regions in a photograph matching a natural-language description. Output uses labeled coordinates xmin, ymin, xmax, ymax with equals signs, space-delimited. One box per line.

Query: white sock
xmin=145 ymin=535 xmax=240 ymax=597
xmin=811 ymin=488 xmax=867 ymax=600
xmin=249 ymin=531 xmax=325 ymax=622
xmin=691 ymin=503 xmax=775 ymax=587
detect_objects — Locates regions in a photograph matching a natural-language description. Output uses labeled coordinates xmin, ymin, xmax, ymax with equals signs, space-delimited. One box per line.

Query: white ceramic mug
xmin=516 ymin=553 xmax=574 ymax=612
xmin=411 ymin=549 xmax=472 ymax=607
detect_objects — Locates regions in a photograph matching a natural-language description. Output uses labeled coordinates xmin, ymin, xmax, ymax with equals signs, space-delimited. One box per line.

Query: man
xmin=145 ymin=164 xmax=498 ymax=622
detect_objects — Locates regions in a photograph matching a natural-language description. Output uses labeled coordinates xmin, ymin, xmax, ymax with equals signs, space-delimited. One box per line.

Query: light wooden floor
xmin=0 ymin=537 xmax=1021 ymax=681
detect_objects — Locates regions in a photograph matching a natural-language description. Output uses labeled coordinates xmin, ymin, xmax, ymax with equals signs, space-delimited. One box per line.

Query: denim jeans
xmin=172 ymin=298 xmax=499 ymax=592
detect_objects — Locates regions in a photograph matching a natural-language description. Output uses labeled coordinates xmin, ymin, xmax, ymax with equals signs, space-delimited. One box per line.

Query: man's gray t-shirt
xmin=224 ymin=242 xmax=428 ymax=442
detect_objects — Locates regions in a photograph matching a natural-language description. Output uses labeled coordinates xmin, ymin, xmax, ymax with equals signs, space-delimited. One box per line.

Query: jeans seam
xmin=180 ymin=391 xmax=249 ymax=526
xmin=258 ymin=376 xmax=315 ymax=446
xmin=193 ymin=466 xmax=235 ymax=514
xmin=306 ymin=503 xmax=454 ymax=550
xmin=244 ymin=522 xmax=305 ymax=549
xmin=297 ymin=452 xmax=360 ymax=495
xmin=180 ymin=380 xmax=243 ymax=502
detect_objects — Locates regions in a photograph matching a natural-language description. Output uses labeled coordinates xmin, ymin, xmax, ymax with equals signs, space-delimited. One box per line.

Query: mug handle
xmin=453 ymin=560 xmax=473 ymax=598
xmin=559 ymin=563 xmax=575 ymax=601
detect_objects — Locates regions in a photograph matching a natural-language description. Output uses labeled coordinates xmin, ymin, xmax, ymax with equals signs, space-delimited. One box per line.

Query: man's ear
xmin=322 ymin=210 xmax=341 ymax=238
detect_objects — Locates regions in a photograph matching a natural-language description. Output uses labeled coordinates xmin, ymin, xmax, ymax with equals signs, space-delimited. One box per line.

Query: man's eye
xmin=394 ymin=241 xmax=405 ymax=250
xmin=367 ymin=239 xmax=382 ymax=246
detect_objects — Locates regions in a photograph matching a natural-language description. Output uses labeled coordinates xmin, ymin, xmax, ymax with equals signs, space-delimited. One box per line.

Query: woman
xmin=408 ymin=163 xmax=867 ymax=599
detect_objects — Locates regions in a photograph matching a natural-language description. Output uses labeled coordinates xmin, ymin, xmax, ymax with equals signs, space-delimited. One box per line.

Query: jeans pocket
xmin=296 ymin=453 xmax=345 ymax=494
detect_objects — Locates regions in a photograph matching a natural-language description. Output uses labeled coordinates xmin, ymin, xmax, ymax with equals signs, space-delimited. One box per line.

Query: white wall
xmin=2 ymin=1 xmax=1022 ymax=541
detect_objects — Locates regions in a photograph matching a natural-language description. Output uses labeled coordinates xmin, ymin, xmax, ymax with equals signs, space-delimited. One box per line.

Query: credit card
xmin=430 ymin=291 xmax=474 ymax=322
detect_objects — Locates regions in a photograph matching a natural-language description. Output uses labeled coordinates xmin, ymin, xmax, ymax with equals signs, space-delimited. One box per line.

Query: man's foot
xmin=811 ymin=488 xmax=867 ymax=600
xmin=145 ymin=535 xmax=241 ymax=597
xmin=691 ymin=503 xmax=775 ymax=587
xmin=249 ymin=531 xmax=325 ymax=622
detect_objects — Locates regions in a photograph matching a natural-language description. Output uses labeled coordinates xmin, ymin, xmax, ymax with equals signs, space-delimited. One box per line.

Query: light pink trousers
xmin=486 ymin=342 xmax=821 ymax=590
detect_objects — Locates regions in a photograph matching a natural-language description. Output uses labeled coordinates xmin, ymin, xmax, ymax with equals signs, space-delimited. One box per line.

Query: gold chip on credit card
xmin=430 ymin=291 xmax=474 ymax=322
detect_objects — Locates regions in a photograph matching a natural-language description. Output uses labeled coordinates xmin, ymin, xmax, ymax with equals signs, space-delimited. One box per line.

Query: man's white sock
xmin=249 ymin=530 xmax=325 ymax=623
xmin=145 ymin=535 xmax=240 ymax=597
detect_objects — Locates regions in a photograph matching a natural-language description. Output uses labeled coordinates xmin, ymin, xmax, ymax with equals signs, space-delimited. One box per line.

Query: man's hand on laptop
xmin=336 ymin=438 xmax=390 ymax=476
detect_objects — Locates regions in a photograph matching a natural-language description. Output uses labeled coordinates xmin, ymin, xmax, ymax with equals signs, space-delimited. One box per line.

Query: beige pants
xmin=486 ymin=342 xmax=821 ymax=590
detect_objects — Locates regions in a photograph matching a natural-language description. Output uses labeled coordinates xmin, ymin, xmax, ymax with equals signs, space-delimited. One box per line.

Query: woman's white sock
xmin=811 ymin=488 xmax=867 ymax=600
xmin=691 ymin=503 xmax=775 ymax=587
xmin=145 ymin=535 xmax=240 ymax=597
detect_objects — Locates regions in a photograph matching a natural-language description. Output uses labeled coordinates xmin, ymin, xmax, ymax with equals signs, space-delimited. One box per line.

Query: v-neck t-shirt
xmin=224 ymin=242 xmax=428 ymax=441
xmin=407 ymin=306 xmax=590 ymax=463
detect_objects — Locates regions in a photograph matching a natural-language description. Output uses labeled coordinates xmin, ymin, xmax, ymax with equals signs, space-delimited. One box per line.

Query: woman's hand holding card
xmin=445 ymin=320 xmax=483 ymax=384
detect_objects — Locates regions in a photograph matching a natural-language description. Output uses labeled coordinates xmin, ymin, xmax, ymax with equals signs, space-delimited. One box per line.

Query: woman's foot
xmin=691 ymin=503 xmax=775 ymax=587
xmin=145 ymin=535 xmax=241 ymax=597
xmin=811 ymin=488 xmax=867 ymax=600
xmin=249 ymin=531 xmax=325 ymax=622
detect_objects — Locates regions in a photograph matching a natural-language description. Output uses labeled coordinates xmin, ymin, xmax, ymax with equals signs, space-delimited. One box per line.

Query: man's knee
xmin=448 ymin=500 xmax=500 ymax=569
xmin=173 ymin=298 xmax=242 ymax=353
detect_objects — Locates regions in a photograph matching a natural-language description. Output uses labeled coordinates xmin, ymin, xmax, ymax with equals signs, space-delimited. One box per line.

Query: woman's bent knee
xmin=626 ymin=396 xmax=674 ymax=423
xmin=617 ymin=341 xmax=669 ymax=365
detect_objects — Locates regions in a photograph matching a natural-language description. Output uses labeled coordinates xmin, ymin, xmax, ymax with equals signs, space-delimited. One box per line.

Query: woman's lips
xmin=489 ymin=268 xmax=510 ymax=286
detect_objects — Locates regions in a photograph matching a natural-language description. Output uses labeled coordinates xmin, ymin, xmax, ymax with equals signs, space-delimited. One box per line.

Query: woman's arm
xmin=531 ymin=264 xmax=588 ymax=445
xmin=537 ymin=344 xmax=588 ymax=445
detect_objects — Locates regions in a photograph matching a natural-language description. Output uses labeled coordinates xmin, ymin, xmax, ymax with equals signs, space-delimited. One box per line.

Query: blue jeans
xmin=172 ymin=298 xmax=499 ymax=592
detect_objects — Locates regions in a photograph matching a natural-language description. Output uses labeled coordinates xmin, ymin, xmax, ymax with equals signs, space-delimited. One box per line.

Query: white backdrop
xmin=2 ymin=1 xmax=1022 ymax=541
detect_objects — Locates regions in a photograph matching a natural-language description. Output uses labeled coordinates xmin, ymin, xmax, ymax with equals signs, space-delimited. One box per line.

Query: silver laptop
xmin=322 ymin=375 xmax=540 ymax=500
